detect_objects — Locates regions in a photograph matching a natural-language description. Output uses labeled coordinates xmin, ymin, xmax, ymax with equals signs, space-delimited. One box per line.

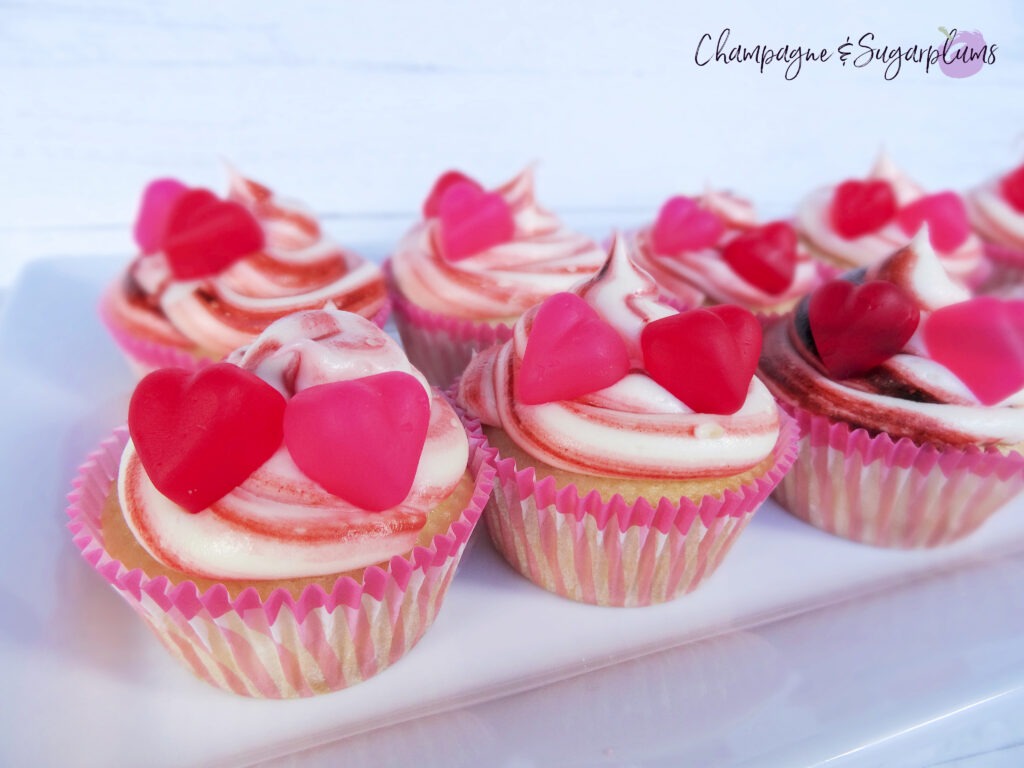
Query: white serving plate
xmin=2 ymin=255 xmax=1024 ymax=768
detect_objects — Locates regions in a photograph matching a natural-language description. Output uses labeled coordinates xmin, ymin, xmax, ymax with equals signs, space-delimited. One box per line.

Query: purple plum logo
xmin=938 ymin=27 xmax=988 ymax=78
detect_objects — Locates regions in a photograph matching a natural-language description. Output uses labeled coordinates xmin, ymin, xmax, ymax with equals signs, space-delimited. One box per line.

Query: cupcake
xmin=795 ymin=153 xmax=985 ymax=285
xmin=67 ymin=307 xmax=495 ymax=697
xmin=631 ymin=188 xmax=831 ymax=314
xmin=965 ymin=160 xmax=1024 ymax=290
xmin=387 ymin=166 xmax=606 ymax=388
xmin=759 ymin=229 xmax=1024 ymax=548
xmin=456 ymin=235 xmax=797 ymax=607
xmin=101 ymin=168 xmax=389 ymax=376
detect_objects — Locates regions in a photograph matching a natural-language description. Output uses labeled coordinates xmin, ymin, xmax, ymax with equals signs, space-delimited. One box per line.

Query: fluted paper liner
xmin=480 ymin=413 xmax=798 ymax=607
xmin=100 ymin=289 xmax=392 ymax=378
xmin=772 ymin=401 xmax=1024 ymax=548
xmin=66 ymin=423 xmax=496 ymax=698
xmin=385 ymin=260 xmax=513 ymax=388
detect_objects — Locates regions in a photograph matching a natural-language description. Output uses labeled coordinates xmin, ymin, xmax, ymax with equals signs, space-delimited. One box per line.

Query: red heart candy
xmin=423 ymin=170 xmax=483 ymax=218
xmin=830 ymin=179 xmax=897 ymax=239
xmin=283 ymin=372 xmax=430 ymax=511
xmin=650 ymin=196 xmax=724 ymax=255
xmin=163 ymin=189 xmax=265 ymax=279
xmin=923 ymin=297 xmax=1024 ymax=405
xmin=721 ymin=221 xmax=798 ymax=295
xmin=133 ymin=178 xmax=188 ymax=254
xmin=896 ymin=191 xmax=970 ymax=252
xmin=1000 ymin=164 xmax=1024 ymax=214
xmin=437 ymin=181 xmax=516 ymax=262
xmin=808 ymin=280 xmax=920 ymax=379
xmin=129 ymin=364 xmax=286 ymax=513
xmin=640 ymin=305 xmax=762 ymax=415
xmin=516 ymin=293 xmax=630 ymax=405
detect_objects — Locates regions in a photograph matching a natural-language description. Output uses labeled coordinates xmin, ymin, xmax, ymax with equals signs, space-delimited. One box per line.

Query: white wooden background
xmin=1 ymin=0 xmax=1022 ymax=285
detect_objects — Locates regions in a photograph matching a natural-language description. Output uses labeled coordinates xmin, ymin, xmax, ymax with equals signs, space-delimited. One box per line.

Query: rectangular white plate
xmin=3 ymin=255 xmax=1024 ymax=768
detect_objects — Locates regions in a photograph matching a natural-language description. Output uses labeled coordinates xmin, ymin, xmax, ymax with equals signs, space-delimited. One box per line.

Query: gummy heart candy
xmin=896 ymin=192 xmax=970 ymax=252
xmin=640 ymin=305 xmax=762 ymax=415
xmin=133 ymin=178 xmax=188 ymax=254
xmin=1000 ymin=164 xmax=1024 ymax=214
xmin=516 ymin=292 xmax=630 ymax=405
xmin=163 ymin=189 xmax=265 ymax=279
xmin=808 ymin=279 xmax=920 ymax=379
xmin=284 ymin=372 xmax=430 ymax=511
xmin=721 ymin=221 xmax=798 ymax=295
xmin=650 ymin=196 xmax=724 ymax=255
xmin=423 ymin=170 xmax=483 ymax=218
xmin=129 ymin=364 xmax=286 ymax=513
xmin=437 ymin=181 xmax=515 ymax=261
xmin=923 ymin=297 xmax=1024 ymax=405
xmin=830 ymin=180 xmax=897 ymax=239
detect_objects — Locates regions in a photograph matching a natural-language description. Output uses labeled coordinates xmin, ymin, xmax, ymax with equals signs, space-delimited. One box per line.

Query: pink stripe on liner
xmin=384 ymin=260 xmax=513 ymax=389
xmin=65 ymin=422 xmax=496 ymax=698
xmin=479 ymin=412 xmax=798 ymax=607
xmin=772 ymin=402 xmax=1024 ymax=549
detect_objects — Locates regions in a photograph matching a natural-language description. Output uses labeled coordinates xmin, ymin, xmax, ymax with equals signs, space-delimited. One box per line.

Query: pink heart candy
xmin=923 ymin=297 xmax=1024 ymax=405
xmin=516 ymin=292 xmax=630 ymax=405
xmin=133 ymin=178 xmax=189 ymax=254
xmin=896 ymin=191 xmax=970 ymax=252
xmin=283 ymin=372 xmax=430 ymax=511
xmin=650 ymin=195 xmax=724 ymax=255
xmin=438 ymin=182 xmax=515 ymax=261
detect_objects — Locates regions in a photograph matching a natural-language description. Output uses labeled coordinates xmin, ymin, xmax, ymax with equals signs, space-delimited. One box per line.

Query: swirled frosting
xmin=458 ymin=236 xmax=781 ymax=478
xmin=760 ymin=230 xmax=1024 ymax=447
xmin=107 ymin=169 xmax=387 ymax=358
xmin=796 ymin=153 xmax=983 ymax=280
xmin=966 ymin=170 xmax=1024 ymax=252
xmin=631 ymin=190 xmax=824 ymax=310
xmin=389 ymin=167 xmax=606 ymax=320
xmin=118 ymin=308 xmax=469 ymax=580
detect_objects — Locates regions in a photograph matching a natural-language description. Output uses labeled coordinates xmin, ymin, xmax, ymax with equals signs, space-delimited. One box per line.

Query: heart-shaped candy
xmin=422 ymin=170 xmax=483 ymax=218
xmin=283 ymin=372 xmax=430 ymax=511
xmin=133 ymin=178 xmax=189 ymax=254
xmin=640 ymin=305 xmax=762 ymax=415
xmin=437 ymin=181 xmax=515 ymax=262
xmin=923 ymin=297 xmax=1024 ymax=405
xmin=516 ymin=293 xmax=630 ymax=405
xmin=830 ymin=179 xmax=897 ymax=239
xmin=808 ymin=279 xmax=920 ymax=379
xmin=163 ymin=189 xmax=265 ymax=279
xmin=1000 ymin=164 xmax=1024 ymax=214
xmin=721 ymin=221 xmax=798 ymax=295
xmin=896 ymin=191 xmax=970 ymax=252
xmin=650 ymin=196 xmax=724 ymax=255
xmin=129 ymin=364 xmax=287 ymax=513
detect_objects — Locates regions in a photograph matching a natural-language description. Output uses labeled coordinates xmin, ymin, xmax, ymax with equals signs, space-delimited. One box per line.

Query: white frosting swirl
xmin=966 ymin=175 xmax=1024 ymax=251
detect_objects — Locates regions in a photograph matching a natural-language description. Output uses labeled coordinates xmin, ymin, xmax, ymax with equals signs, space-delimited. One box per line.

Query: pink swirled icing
xmin=457 ymin=235 xmax=781 ymax=478
xmin=118 ymin=308 xmax=469 ymax=580
xmin=796 ymin=153 xmax=983 ymax=279
xmin=966 ymin=172 xmax=1024 ymax=252
xmin=760 ymin=230 xmax=1024 ymax=447
xmin=389 ymin=167 xmax=606 ymax=320
xmin=631 ymin=189 xmax=824 ymax=310
xmin=106 ymin=169 xmax=387 ymax=357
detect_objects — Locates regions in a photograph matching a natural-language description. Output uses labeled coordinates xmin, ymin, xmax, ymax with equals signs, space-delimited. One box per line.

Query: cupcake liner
xmin=384 ymin=261 xmax=513 ymax=388
xmin=66 ymin=424 xmax=497 ymax=698
xmin=978 ymin=241 xmax=1024 ymax=293
xmin=772 ymin=402 xmax=1024 ymax=549
xmin=479 ymin=413 xmax=798 ymax=607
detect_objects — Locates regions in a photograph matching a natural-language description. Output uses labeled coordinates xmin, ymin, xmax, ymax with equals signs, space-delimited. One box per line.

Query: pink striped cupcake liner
xmin=772 ymin=402 xmax=1024 ymax=549
xmin=481 ymin=413 xmax=798 ymax=607
xmin=66 ymin=423 xmax=496 ymax=698
xmin=384 ymin=261 xmax=513 ymax=389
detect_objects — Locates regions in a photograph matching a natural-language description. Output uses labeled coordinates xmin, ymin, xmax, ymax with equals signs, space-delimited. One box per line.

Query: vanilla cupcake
xmin=68 ymin=308 xmax=495 ymax=697
xmin=387 ymin=167 xmax=606 ymax=387
xmin=965 ymin=160 xmax=1024 ymax=290
xmin=456 ymin=235 xmax=797 ymax=606
xmin=632 ymin=188 xmax=830 ymax=313
xmin=102 ymin=169 xmax=389 ymax=376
